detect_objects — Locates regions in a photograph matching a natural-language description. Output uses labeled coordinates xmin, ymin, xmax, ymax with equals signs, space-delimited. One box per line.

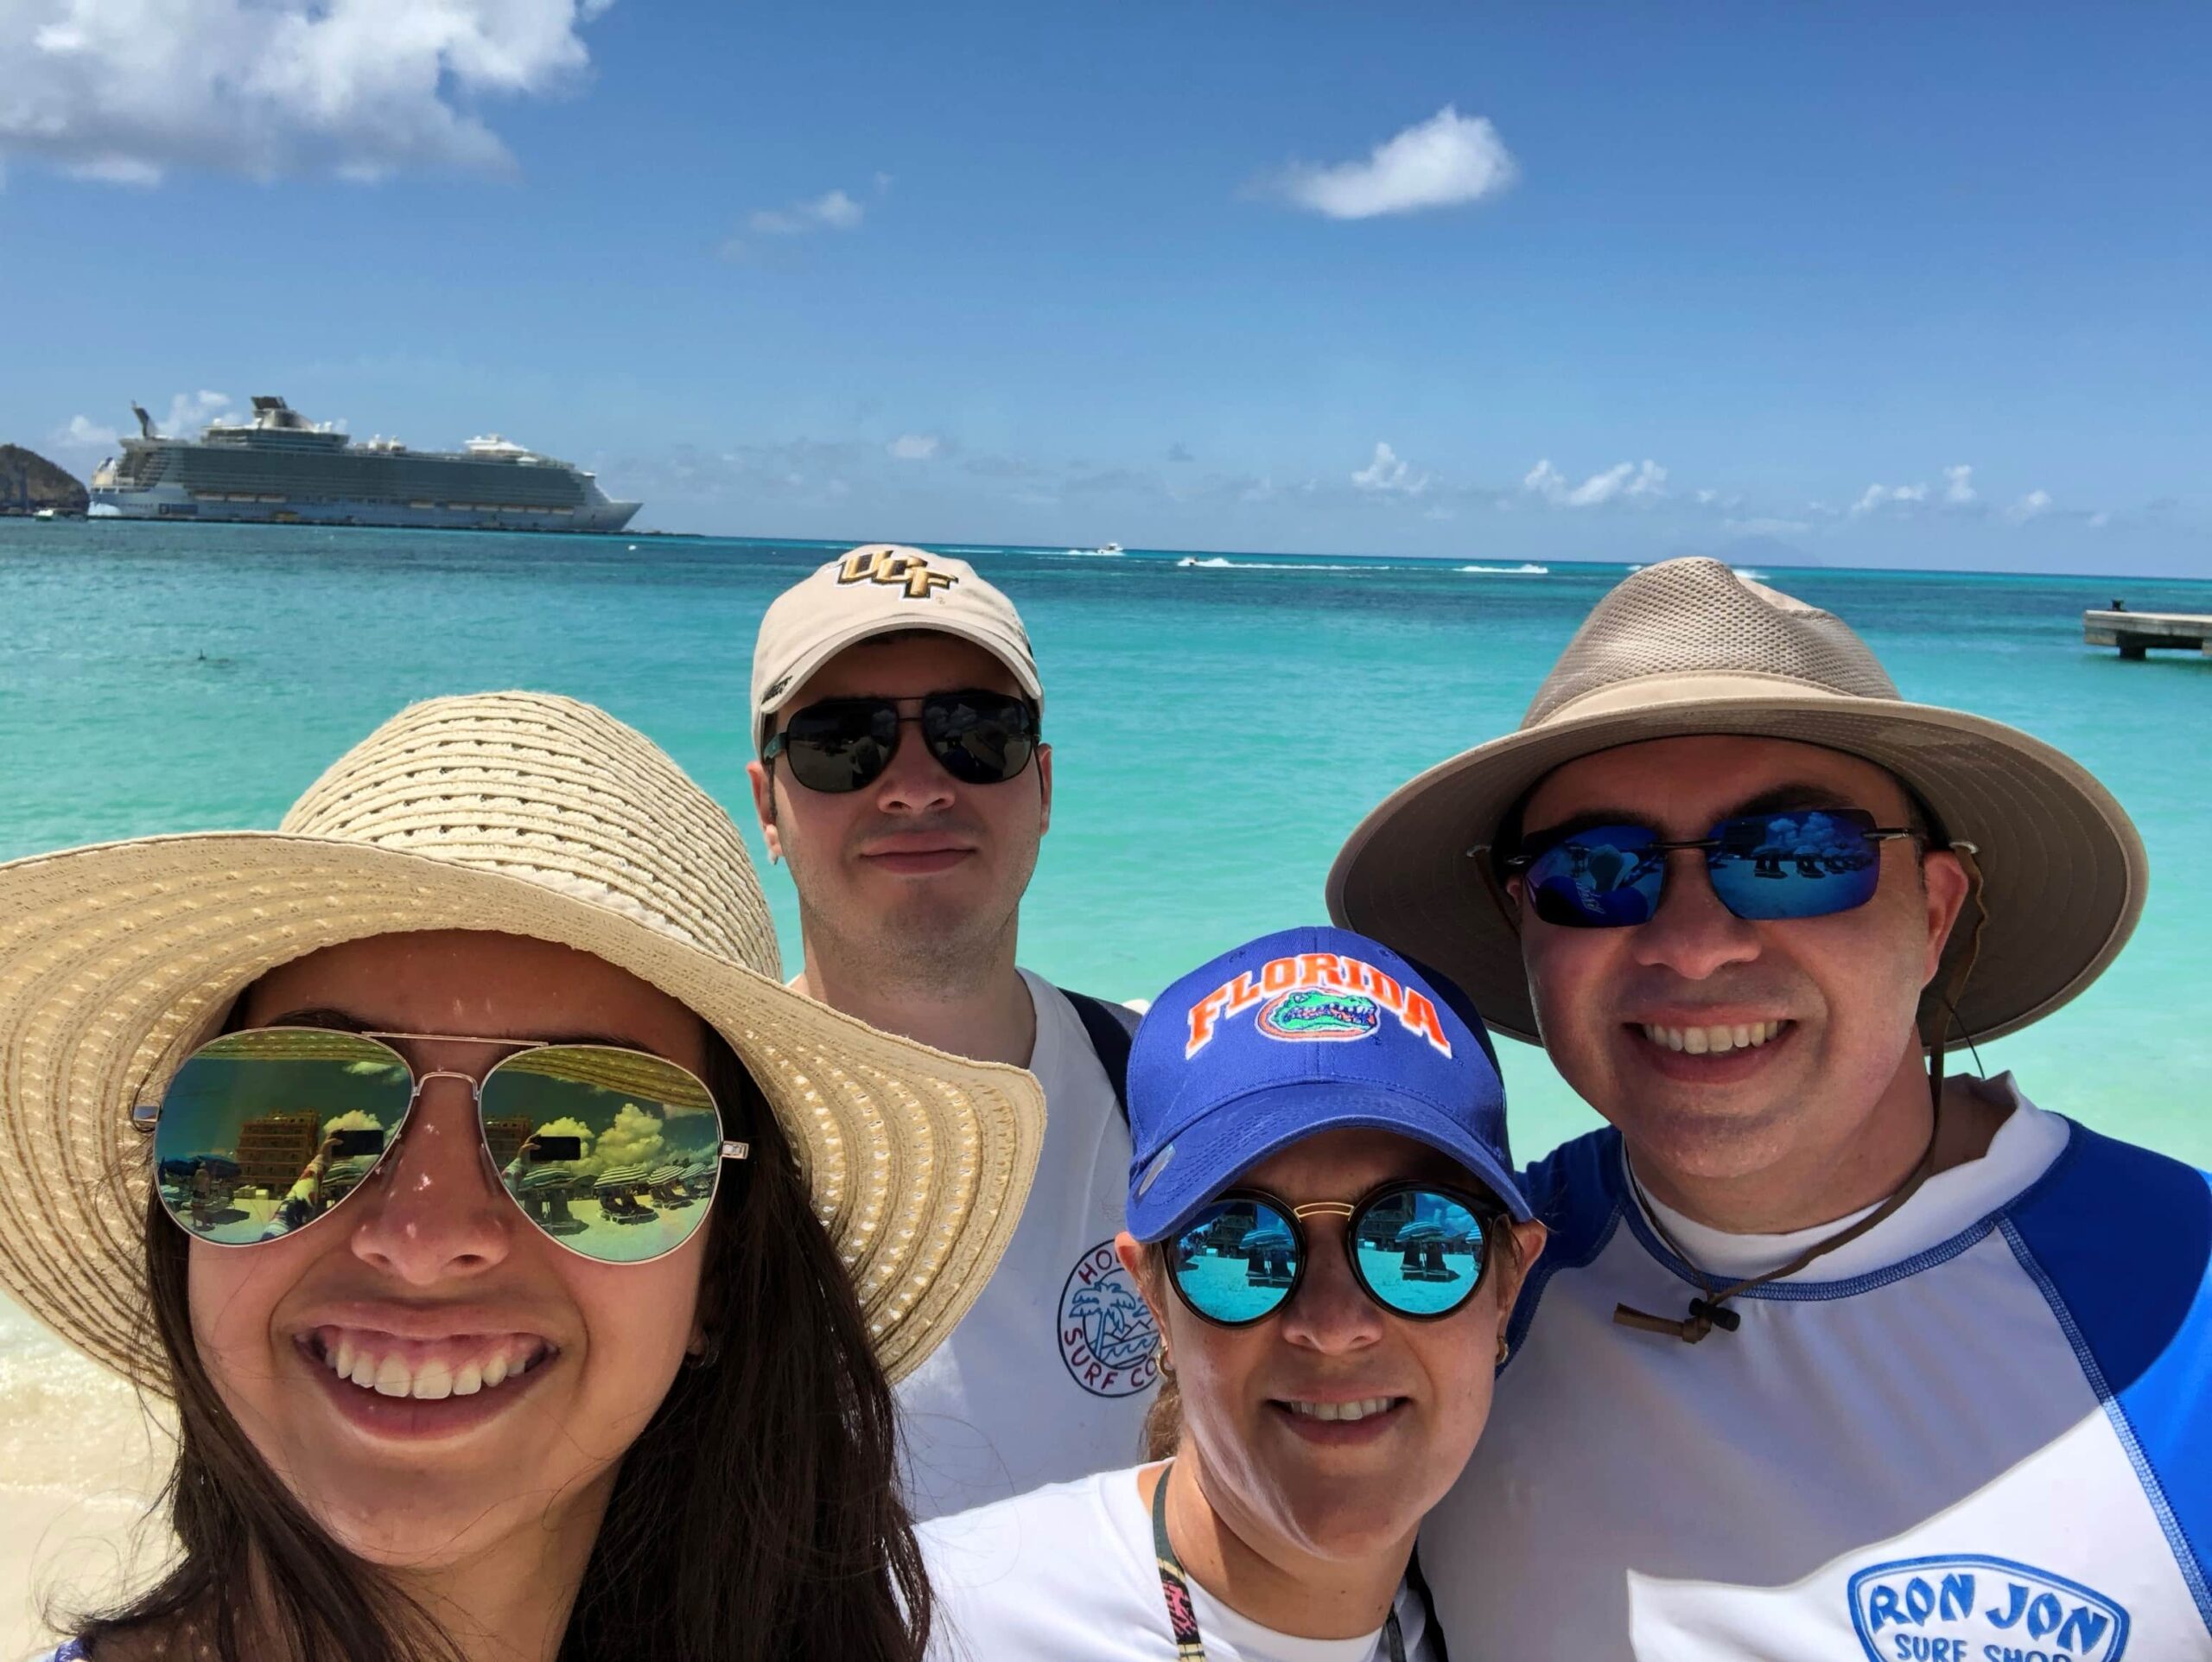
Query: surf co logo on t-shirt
xmin=1848 ymin=1556 xmax=2129 ymax=1661
xmin=1058 ymin=1239 xmax=1158 ymax=1398
xmin=1184 ymin=948 xmax=1454 ymax=1059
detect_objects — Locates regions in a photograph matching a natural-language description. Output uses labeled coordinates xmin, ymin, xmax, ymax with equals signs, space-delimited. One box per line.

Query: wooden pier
xmin=2083 ymin=609 xmax=2212 ymax=660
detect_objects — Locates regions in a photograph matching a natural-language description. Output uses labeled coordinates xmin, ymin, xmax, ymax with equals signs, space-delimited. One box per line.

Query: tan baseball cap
xmin=751 ymin=546 xmax=1044 ymax=752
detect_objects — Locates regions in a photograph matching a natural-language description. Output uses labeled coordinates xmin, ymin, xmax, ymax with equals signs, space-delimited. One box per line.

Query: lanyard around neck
xmin=1150 ymin=1461 xmax=1408 ymax=1662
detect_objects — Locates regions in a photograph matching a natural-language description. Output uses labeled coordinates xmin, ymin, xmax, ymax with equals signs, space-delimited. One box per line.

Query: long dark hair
xmin=73 ymin=1025 xmax=931 ymax=1662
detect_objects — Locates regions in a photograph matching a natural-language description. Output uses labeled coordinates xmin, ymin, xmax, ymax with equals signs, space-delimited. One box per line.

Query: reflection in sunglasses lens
xmin=1172 ymin=1197 xmax=1302 ymax=1324
xmin=1707 ymin=809 xmax=1882 ymax=920
xmin=1354 ymin=1190 xmax=1486 ymax=1317
xmin=482 ymin=1047 xmax=725 ymax=1265
xmin=152 ymin=1029 xmax=414 ymax=1246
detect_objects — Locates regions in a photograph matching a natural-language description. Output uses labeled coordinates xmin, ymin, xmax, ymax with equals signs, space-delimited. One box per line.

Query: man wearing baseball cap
xmin=919 ymin=927 xmax=1544 ymax=1661
xmin=747 ymin=544 xmax=1151 ymax=1520
xmin=1329 ymin=558 xmax=2212 ymax=1659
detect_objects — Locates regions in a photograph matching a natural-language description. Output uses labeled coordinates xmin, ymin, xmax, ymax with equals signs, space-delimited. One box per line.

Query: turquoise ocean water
xmin=2 ymin=519 xmax=2206 ymax=1175
xmin=3 ymin=522 xmax=2209 ymax=1640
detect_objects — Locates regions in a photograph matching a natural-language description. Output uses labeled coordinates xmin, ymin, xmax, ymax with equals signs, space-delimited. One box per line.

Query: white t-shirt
xmin=919 ymin=1465 xmax=1440 ymax=1662
xmin=894 ymin=971 xmax=1157 ymax=1520
xmin=1425 ymin=1076 xmax=2212 ymax=1660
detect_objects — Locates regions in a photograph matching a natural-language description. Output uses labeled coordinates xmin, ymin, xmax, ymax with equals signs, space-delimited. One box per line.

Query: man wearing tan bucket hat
xmin=1329 ymin=559 xmax=2212 ymax=1659
xmin=747 ymin=546 xmax=1154 ymax=1521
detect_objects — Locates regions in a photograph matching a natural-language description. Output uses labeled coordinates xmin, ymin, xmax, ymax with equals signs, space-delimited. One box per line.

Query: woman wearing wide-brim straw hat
xmin=0 ymin=691 xmax=1043 ymax=1662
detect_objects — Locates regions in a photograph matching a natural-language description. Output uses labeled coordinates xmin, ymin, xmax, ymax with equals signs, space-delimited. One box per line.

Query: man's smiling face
xmin=1514 ymin=735 xmax=1968 ymax=1200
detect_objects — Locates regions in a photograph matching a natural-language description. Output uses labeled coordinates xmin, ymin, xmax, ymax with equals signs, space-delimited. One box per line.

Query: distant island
xmin=0 ymin=446 xmax=89 ymax=517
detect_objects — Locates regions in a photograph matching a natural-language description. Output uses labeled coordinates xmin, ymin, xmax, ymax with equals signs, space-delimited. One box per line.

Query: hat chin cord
xmin=1612 ymin=844 xmax=1986 ymax=1345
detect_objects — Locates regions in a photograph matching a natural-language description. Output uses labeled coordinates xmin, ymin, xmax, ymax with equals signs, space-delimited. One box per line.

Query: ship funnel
xmin=131 ymin=403 xmax=156 ymax=439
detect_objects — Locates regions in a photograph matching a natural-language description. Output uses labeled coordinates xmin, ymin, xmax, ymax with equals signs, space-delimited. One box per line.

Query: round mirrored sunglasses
xmin=1166 ymin=1181 xmax=1502 ymax=1327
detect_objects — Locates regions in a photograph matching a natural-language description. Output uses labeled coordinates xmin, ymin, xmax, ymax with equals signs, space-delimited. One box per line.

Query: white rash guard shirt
xmin=918 ymin=1465 xmax=1440 ymax=1662
xmin=894 ymin=971 xmax=1156 ymax=1521
xmin=1424 ymin=1076 xmax=2212 ymax=1662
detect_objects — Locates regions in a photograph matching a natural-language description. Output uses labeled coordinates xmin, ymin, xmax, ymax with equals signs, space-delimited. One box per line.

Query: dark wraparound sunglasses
xmin=761 ymin=690 xmax=1039 ymax=794
xmin=1167 ymin=1181 xmax=1505 ymax=1327
xmin=1499 ymin=807 xmax=1924 ymax=930
xmin=133 ymin=1028 xmax=748 ymax=1264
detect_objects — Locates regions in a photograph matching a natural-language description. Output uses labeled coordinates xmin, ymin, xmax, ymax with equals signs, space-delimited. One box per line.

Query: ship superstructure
xmin=89 ymin=397 xmax=640 ymax=532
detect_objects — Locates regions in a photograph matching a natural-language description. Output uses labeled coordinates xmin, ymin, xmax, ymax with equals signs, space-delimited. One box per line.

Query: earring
xmin=1496 ymin=1334 xmax=1511 ymax=1366
xmin=686 ymin=1332 xmax=723 ymax=1370
xmin=1156 ymin=1340 xmax=1174 ymax=1376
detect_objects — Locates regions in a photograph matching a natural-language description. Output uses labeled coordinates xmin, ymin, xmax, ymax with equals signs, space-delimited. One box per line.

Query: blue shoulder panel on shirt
xmin=1504 ymin=1129 xmax=1627 ymax=1359
xmin=2004 ymin=1120 xmax=2212 ymax=1627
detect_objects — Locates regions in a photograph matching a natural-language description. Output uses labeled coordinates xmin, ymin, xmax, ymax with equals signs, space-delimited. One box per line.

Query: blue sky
xmin=3 ymin=1 xmax=2206 ymax=574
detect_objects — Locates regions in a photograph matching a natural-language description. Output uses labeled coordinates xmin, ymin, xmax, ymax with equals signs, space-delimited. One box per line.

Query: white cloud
xmin=749 ymin=188 xmax=865 ymax=236
xmin=53 ymin=414 xmax=119 ymax=451
xmin=1942 ymin=464 xmax=1977 ymax=506
xmin=162 ymin=390 xmax=235 ymax=436
xmin=1524 ymin=457 xmax=1667 ymax=508
xmin=2006 ymin=489 xmax=2054 ymax=523
xmin=1264 ymin=105 xmax=1516 ymax=220
xmin=887 ymin=433 xmax=939 ymax=462
xmin=1848 ymin=481 xmax=1929 ymax=519
xmin=0 ymin=0 xmax=607 ymax=182
xmin=1351 ymin=441 xmax=1430 ymax=495
xmin=1725 ymin=517 xmax=1813 ymax=536
xmin=590 ymin=1102 xmax=666 ymax=1175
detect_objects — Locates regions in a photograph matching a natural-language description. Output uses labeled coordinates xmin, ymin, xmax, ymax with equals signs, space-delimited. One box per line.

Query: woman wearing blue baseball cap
xmin=919 ymin=927 xmax=1547 ymax=1662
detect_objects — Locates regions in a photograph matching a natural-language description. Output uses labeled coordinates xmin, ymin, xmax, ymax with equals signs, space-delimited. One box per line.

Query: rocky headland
xmin=0 ymin=445 xmax=91 ymax=516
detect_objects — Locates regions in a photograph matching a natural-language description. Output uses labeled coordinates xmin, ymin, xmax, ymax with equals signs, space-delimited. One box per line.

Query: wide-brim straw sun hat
xmin=0 ymin=691 xmax=1044 ymax=1389
xmin=1327 ymin=557 xmax=2147 ymax=1048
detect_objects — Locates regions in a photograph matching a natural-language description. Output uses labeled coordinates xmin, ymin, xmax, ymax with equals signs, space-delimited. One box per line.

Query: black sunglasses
xmin=1166 ymin=1181 xmax=1506 ymax=1327
xmin=1498 ymin=807 xmax=1924 ymax=929
xmin=761 ymin=690 xmax=1039 ymax=794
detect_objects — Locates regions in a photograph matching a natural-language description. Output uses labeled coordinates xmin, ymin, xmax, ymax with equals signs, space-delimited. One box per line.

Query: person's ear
xmin=745 ymin=759 xmax=785 ymax=864
xmin=1115 ymin=1230 xmax=1171 ymax=1339
xmin=1494 ymin=1218 xmax=1548 ymax=1327
xmin=1916 ymin=848 xmax=1973 ymax=984
xmin=1035 ymin=742 xmax=1053 ymax=837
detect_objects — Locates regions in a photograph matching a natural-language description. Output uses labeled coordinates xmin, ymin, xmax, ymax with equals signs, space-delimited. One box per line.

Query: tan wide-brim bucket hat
xmin=0 ymin=691 xmax=1044 ymax=1390
xmin=1328 ymin=558 xmax=2147 ymax=1048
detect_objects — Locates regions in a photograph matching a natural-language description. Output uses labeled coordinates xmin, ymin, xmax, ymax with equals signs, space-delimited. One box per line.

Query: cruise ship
xmin=89 ymin=397 xmax=641 ymax=532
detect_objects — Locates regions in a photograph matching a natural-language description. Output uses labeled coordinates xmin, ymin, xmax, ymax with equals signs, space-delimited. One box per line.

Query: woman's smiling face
xmin=192 ymin=929 xmax=714 ymax=1569
xmin=1123 ymin=1128 xmax=1543 ymax=1566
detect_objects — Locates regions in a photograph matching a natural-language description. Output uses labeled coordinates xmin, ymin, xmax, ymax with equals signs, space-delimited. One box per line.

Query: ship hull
xmin=89 ymin=480 xmax=640 ymax=533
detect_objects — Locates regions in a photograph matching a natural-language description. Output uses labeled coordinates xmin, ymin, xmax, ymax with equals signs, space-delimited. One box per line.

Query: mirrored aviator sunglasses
xmin=1504 ymin=806 xmax=1923 ymax=930
xmin=137 ymin=1028 xmax=746 ymax=1265
xmin=1166 ymin=1183 xmax=1499 ymax=1327
xmin=763 ymin=689 xmax=1039 ymax=793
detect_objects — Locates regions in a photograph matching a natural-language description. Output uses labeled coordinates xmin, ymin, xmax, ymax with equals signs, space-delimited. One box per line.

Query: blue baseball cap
xmin=1125 ymin=926 xmax=1529 ymax=1243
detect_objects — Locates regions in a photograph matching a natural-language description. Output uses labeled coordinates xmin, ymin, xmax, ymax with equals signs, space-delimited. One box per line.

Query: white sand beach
xmin=2 ymin=1298 xmax=173 ymax=1661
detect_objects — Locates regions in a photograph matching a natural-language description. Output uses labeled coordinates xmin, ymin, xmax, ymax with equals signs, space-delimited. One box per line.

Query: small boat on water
xmin=31 ymin=507 xmax=58 ymax=521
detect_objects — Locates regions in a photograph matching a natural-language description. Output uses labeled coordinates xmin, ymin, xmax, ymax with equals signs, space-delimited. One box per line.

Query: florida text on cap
xmin=1125 ymin=926 xmax=1531 ymax=1244
xmin=750 ymin=545 xmax=1044 ymax=753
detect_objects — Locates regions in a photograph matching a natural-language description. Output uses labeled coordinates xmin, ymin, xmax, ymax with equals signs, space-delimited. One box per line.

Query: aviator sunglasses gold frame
xmin=131 ymin=1028 xmax=751 ymax=1265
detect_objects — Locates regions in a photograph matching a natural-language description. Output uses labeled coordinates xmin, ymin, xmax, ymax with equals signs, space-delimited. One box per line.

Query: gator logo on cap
xmin=1258 ymin=989 xmax=1380 ymax=1043
xmin=836 ymin=547 xmax=957 ymax=601
xmin=1847 ymin=1556 xmax=2128 ymax=1662
xmin=1186 ymin=951 xmax=1452 ymax=1060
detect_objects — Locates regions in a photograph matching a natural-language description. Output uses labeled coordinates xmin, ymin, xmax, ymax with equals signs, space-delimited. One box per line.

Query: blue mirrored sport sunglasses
xmin=1500 ymin=807 xmax=1924 ymax=930
xmin=1166 ymin=1181 xmax=1505 ymax=1327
